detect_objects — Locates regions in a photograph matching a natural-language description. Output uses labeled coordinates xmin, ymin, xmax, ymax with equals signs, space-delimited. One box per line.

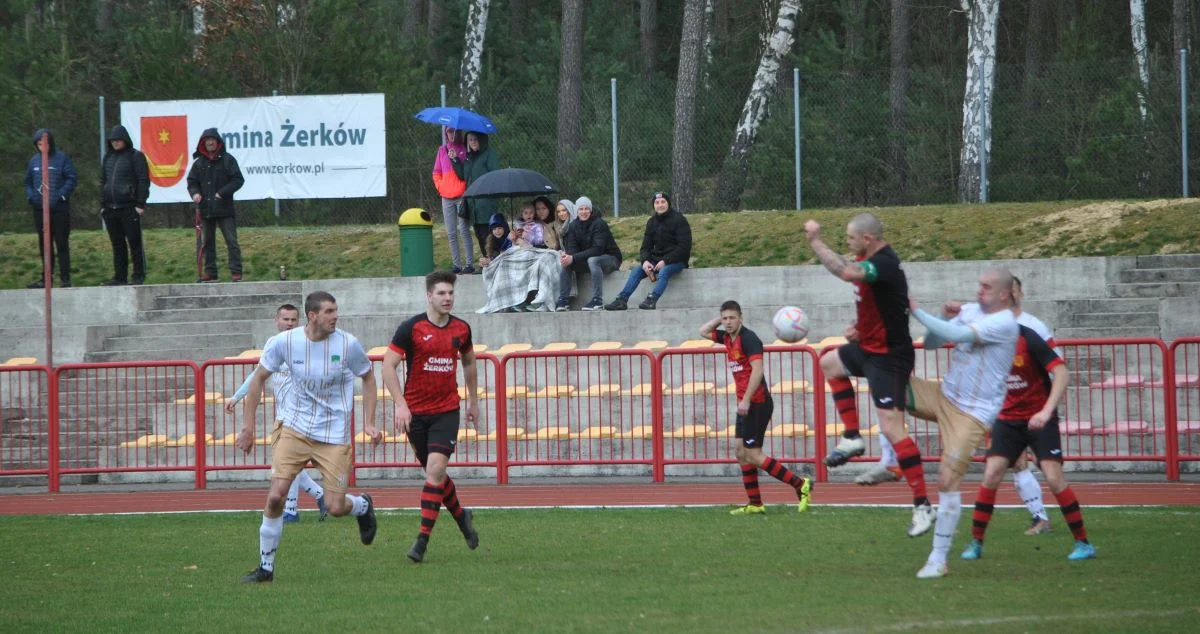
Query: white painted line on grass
xmin=811 ymin=606 xmax=1200 ymax=634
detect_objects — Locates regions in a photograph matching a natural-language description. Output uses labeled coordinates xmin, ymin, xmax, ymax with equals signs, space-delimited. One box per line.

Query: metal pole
xmin=273 ymin=90 xmax=281 ymax=225
xmin=978 ymin=67 xmax=989 ymax=203
xmin=440 ymin=84 xmax=448 ymax=146
xmin=1182 ymin=49 xmax=1190 ymax=198
xmin=39 ymin=133 xmax=52 ymax=367
xmin=611 ymin=78 xmax=619 ymax=217
xmin=99 ymin=96 xmax=106 ymax=232
xmin=793 ymin=68 xmax=802 ymax=211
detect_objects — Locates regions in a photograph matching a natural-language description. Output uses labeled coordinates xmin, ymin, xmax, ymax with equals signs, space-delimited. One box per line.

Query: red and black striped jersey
xmin=853 ymin=245 xmax=914 ymax=355
xmin=998 ymin=325 xmax=1064 ymax=421
xmin=710 ymin=327 xmax=769 ymax=403
xmin=389 ymin=313 xmax=473 ymax=415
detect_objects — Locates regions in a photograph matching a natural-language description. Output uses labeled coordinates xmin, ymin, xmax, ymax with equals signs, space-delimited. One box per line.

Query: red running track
xmin=1 ymin=482 xmax=1198 ymax=515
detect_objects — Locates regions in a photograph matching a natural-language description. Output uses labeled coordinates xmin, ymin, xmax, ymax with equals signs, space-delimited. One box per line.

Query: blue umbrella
xmin=414 ymin=107 xmax=498 ymax=134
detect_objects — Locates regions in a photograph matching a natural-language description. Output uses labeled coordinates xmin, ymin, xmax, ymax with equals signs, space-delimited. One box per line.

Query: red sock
xmin=828 ymin=377 xmax=860 ymax=435
xmin=972 ymin=486 xmax=998 ymax=543
xmin=761 ymin=456 xmax=804 ymax=488
xmin=419 ymin=481 xmax=443 ymax=536
xmin=442 ymin=477 xmax=465 ymax=520
xmin=740 ymin=464 xmax=762 ymax=506
xmin=1054 ymin=487 xmax=1088 ymax=543
xmin=892 ymin=437 xmax=928 ymax=506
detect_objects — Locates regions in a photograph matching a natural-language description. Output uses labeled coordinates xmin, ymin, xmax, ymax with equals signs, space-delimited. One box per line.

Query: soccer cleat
xmin=581 ymin=297 xmax=604 ymax=311
xmin=796 ymin=477 xmax=813 ymax=513
xmin=604 ymin=296 xmax=628 ymax=311
xmin=407 ymin=534 xmax=430 ymax=563
xmin=240 ymin=566 xmax=273 ymax=583
xmin=638 ymin=294 xmax=659 ymax=310
xmin=855 ymin=463 xmax=901 ymax=486
xmin=356 ymin=493 xmax=377 ymax=545
xmin=1025 ymin=517 xmax=1051 ymax=536
xmin=282 ymin=511 xmax=300 ymax=523
xmin=908 ymin=502 xmax=935 ymax=538
xmin=823 ymin=435 xmax=867 ymax=468
xmin=316 ymin=496 xmax=328 ymax=522
xmin=729 ymin=504 xmax=767 ymax=516
xmin=916 ymin=561 xmax=949 ymax=579
xmin=961 ymin=539 xmax=984 ymax=560
xmin=1067 ymin=540 xmax=1096 ymax=561
xmin=457 ymin=508 xmax=479 ymax=550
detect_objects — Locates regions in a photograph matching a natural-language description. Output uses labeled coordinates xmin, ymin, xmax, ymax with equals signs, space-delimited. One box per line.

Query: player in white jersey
xmin=906 ymin=267 xmax=1019 ymax=579
xmin=237 ymin=291 xmax=381 ymax=584
xmin=226 ymin=304 xmax=327 ymax=523
xmin=856 ymin=277 xmax=1053 ymax=536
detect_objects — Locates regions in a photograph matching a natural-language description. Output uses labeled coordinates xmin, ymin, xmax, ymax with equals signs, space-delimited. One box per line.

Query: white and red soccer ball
xmin=773 ymin=306 xmax=810 ymax=343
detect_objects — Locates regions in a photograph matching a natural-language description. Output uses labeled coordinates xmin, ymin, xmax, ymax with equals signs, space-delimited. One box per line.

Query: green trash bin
xmin=398 ymin=207 xmax=434 ymax=277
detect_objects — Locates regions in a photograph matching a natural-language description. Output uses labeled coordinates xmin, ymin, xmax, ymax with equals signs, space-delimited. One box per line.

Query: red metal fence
xmin=2 ymin=337 xmax=1193 ymax=492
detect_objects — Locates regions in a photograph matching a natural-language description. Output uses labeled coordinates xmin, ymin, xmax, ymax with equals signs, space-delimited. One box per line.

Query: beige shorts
xmin=269 ymin=422 xmax=351 ymax=499
xmin=906 ymin=378 xmax=986 ymax=478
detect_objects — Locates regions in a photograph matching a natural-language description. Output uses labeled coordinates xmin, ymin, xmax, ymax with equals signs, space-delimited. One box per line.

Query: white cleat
xmin=907 ymin=503 xmax=935 ymax=538
xmin=916 ymin=561 xmax=949 ymax=579
xmin=855 ymin=463 xmax=901 ymax=486
xmin=823 ymin=435 xmax=867 ymax=468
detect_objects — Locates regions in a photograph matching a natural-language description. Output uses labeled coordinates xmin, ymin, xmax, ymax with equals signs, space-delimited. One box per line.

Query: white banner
xmin=120 ymin=94 xmax=386 ymax=203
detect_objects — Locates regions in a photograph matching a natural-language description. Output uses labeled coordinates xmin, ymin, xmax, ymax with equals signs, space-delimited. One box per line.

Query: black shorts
xmin=735 ymin=397 xmax=774 ymax=449
xmin=836 ymin=342 xmax=915 ymax=410
xmin=408 ymin=410 xmax=460 ymax=467
xmin=987 ymin=416 xmax=1063 ymax=464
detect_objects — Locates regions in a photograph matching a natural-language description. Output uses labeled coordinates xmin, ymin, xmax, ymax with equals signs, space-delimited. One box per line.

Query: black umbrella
xmin=463 ymin=168 xmax=558 ymax=199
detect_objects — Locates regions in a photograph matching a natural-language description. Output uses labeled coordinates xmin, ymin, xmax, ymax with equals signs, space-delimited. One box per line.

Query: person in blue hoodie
xmin=478 ymin=212 xmax=514 ymax=268
xmin=24 ymin=129 xmax=77 ymax=288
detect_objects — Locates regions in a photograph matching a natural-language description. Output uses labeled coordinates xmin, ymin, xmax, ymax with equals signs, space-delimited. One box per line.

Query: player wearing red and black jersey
xmin=700 ymin=300 xmax=812 ymax=516
xmin=381 ymin=270 xmax=480 ymax=563
xmin=963 ymin=318 xmax=1095 ymax=562
xmin=805 ymin=213 xmax=931 ymax=536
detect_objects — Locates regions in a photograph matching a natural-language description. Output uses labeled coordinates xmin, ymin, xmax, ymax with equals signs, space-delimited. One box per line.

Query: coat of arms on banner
xmin=141 ymin=115 xmax=188 ymax=187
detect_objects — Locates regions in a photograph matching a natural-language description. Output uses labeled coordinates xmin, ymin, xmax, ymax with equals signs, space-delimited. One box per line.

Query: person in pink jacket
xmin=433 ymin=127 xmax=474 ymax=274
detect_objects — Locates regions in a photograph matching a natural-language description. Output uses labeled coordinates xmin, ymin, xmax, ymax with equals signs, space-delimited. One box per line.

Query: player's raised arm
xmin=698 ymin=315 xmax=722 ymax=340
xmin=804 ymin=220 xmax=865 ymax=282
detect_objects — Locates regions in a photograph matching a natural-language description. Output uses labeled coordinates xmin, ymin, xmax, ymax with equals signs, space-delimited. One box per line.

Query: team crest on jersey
xmin=331 ymin=355 xmax=341 ymax=363
xmin=1013 ymin=355 xmax=1025 ymax=368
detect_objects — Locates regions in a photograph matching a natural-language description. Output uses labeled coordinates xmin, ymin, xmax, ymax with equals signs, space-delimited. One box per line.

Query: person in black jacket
xmin=555 ymin=196 xmax=622 ymax=311
xmin=187 ymin=128 xmax=246 ymax=282
xmin=604 ymin=191 xmax=691 ymax=311
xmin=24 ymin=128 xmax=77 ymax=288
xmin=99 ymin=125 xmax=150 ymax=286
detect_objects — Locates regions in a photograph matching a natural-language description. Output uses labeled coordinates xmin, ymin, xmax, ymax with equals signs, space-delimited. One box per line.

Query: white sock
xmin=347 ymin=494 xmax=368 ymax=517
xmin=928 ymin=491 xmax=962 ymax=566
xmin=284 ymin=479 xmax=300 ymax=515
xmin=297 ymin=470 xmax=324 ymax=500
xmin=1012 ymin=467 xmax=1048 ymax=521
xmin=259 ymin=514 xmax=284 ymax=572
xmin=878 ymin=434 xmax=897 ymax=468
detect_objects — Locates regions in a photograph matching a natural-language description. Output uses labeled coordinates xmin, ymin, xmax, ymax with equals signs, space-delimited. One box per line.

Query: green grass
xmin=1 ymin=506 xmax=1197 ymax=632
xmin=2 ymin=199 xmax=1199 ymax=289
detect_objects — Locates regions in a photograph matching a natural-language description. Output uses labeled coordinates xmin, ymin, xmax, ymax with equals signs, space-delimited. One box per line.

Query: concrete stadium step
xmin=135 ymin=305 xmax=284 ymax=323
xmin=158 ymin=281 xmax=303 ymax=297
xmin=1056 ymin=326 xmax=1162 ymax=340
xmin=1134 ymin=254 xmax=1200 ymax=269
xmin=85 ymin=346 xmax=252 ymax=363
xmin=1105 ymin=282 xmax=1200 ymax=298
xmin=101 ymin=333 xmax=254 ymax=353
xmin=153 ymin=293 xmax=301 ymax=310
xmin=112 ymin=320 xmax=254 ymax=338
xmin=1119 ymin=267 xmax=1200 ymax=284
xmin=1060 ymin=312 xmax=1160 ymax=328
xmin=1057 ymin=298 xmax=1161 ymax=313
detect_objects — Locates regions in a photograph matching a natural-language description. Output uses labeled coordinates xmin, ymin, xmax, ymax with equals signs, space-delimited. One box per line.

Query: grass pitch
xmin=1 ymin=505 xmax=1197 ymax=633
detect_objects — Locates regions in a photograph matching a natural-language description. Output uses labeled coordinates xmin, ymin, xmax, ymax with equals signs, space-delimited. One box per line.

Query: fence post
xmin=47 ymin=367 xmax=60 ymax=493
xmin=793 ymin=67 xmax=802 ymax=211
xmin=611 ymin=78 xmax=620 ymax=217
xmin=272 ymin=90 xmax=281 ymax=226
xmin=1165 ymin=344 xmax=1180 ymax=481
xmin=978 ymin=68 xmax=989 ymax=203
xmin=651 ymin=352 xmax=664 ymax=482
xmin=1182 ymin=49 xmax=1190 ymax=198
xmin=493 ymin=356 xmax=509 ymax=485
xmin=195 ymin=363 xmax=207 ymax=489
xmin=98 ymin=96 xmax=106 ymax=233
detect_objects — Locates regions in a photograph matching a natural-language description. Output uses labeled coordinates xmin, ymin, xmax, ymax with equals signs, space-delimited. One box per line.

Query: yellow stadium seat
xmin=624 ymin=382 xmax=667 ymax=397
xmin=211 ymin=432 xmax=239 ymax=446
xmin=670 ymin=424 xmax=714 ymax=439
xmin=669 ymin=381 xmax=715 ymax=396
xmin=2 ymin=357 xmax=38 ymax=366
xmin=480 ymin=427 xmax=527 ymax=441
xmin=771 ymin=338 xmax=808 ymax=346
xmin=540 ymin=342 xmax=578 ymax=352
xmin=677 ymin=339 xmax=716 ymax=349
xmin=387 ymin=433 xmax=408 ymax=443
xmin=505 ymin=385 xmax=530 ymax=399
xmin=457 ymin=386 xmax=495 ymax=400
xmin=119 ymin=434 xmax=169 ymax=448
xmin=255 ymin=436 xmax=272 ymax=445
xmin=494 ymin=343 xmax=533 ymax=356
xmin=174 ymin=392 xmax=225 ymax=405
xmin=367 ymin=346 xmax=389 ymax=356
xmin=770 ymin=380 xmax=812 ymax=393
xmin=712 ymin=426 xmax=737 ymax=439
xmin=166 ymin=433 xmax=214 ymax=447
xmin=813 ymin=336 xmax=849 ymax=350
xmin=532 ymin=425 xmax=572 ymax=440
xmin=714 ymin=383 xmax=739 ymax=395
xmin=765 ymin=423 xmax=810 ymax=437
xmin=532 ymin=385 xmax=578 ymax=398
xmin=573 ymin=426 xmax=618 ymax=439
xmin=587 ymin=341 xmax=623 ymax=350
xmin=583 ymin=383 xmax=622 ymax=397
xmin=473 ymin=343 xmax=488 ymax=353
xmin=354 ymin=431 xmax=390 ymax=444
xmin=457 ymin=428 xmax=479 ymax=442
xmin=616 ymin=425 xmax=655 ymax=440
xmin=630 ymin=340 xmax=668 ymax=351
xmin=825 ymin=423 xmax=879 ymax=437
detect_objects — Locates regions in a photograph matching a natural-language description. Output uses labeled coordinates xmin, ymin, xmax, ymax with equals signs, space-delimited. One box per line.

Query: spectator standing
xmin=454 ymin=132 xmax=500 ymax=257
xmin=99 ymin=125 xmax=150 ymax=286
xmin=604 ymin=191 xmax=691 ymax=311
xmin=187 ymin=128 xmax=246 ymax=282
xmin=432 ymin=127 xmax=474 ymax=274
xmin=24 ymin=128 xmax=77 ymax=288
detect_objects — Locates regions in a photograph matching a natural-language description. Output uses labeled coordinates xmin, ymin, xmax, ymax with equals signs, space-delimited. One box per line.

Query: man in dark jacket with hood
xmin=604 ymin=191 xmax=691 ymax=311
xmin=24 ymin=128 xmax=77 ymax=288
xmin=555 ymin=196 xmax=622 ymax=311
xmin=451 ymin=131 xmax=500 ymax=259
xmin=100 ymin=125 xmax=150 ymax=286
xmin=187 ymin=128 xmax=246 ymax=282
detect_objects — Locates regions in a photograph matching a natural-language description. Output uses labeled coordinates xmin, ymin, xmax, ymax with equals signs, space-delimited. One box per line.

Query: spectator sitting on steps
xmin=604 ymin=191 xmax=691 ymax=311
xmin=555 ymin=196 xmax=622 ymax=312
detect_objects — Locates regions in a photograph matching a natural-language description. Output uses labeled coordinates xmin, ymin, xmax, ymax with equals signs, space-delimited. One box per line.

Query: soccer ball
xmin=773 ymin=306 xmax=810 ymax=343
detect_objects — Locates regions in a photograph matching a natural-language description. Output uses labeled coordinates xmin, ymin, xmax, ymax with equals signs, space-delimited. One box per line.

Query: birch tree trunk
xmin=713 ymin=0 xmax=800 ymax=210
xmin=556 ymin=0 xmax=584 ymax=175
xmin=459 ymin=0 xmax=491 ymax=109
xmin=672 ymin=0 xmax=707 ymax=214
xmin=956 ymin=0 xmax=1000 ymax=203
xmin=191 ymin=1 xmax=206 ymax=62
xmin=701 ymin=0 xmax=715 ymax=90
xmin=888 ymin=0 xmax=911 ymax=201
xmin=1130 ymin=0 xmax=1151 ymax=192
xmin=640 ymin=0 xmax=657 ymax=80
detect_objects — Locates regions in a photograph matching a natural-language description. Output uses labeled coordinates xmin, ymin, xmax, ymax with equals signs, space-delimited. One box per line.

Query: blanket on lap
xmin=477 ymin=247 xmax=562 ymax=313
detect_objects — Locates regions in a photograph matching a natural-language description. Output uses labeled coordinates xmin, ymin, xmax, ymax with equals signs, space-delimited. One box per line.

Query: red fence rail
xmin=3 ymin=337 xmax=1193 ymax=491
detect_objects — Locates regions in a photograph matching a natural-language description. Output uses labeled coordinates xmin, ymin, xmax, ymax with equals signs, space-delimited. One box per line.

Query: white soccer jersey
xmin=1016 ymin=310 xmax=1057 ymax=351
xmin=940 ymin=303 xmax=1019 ymax=427
xmin=261 ymin=332 xmax=292 ymax=398
xmin=259 ymin=328 xmax=372 ymax=445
